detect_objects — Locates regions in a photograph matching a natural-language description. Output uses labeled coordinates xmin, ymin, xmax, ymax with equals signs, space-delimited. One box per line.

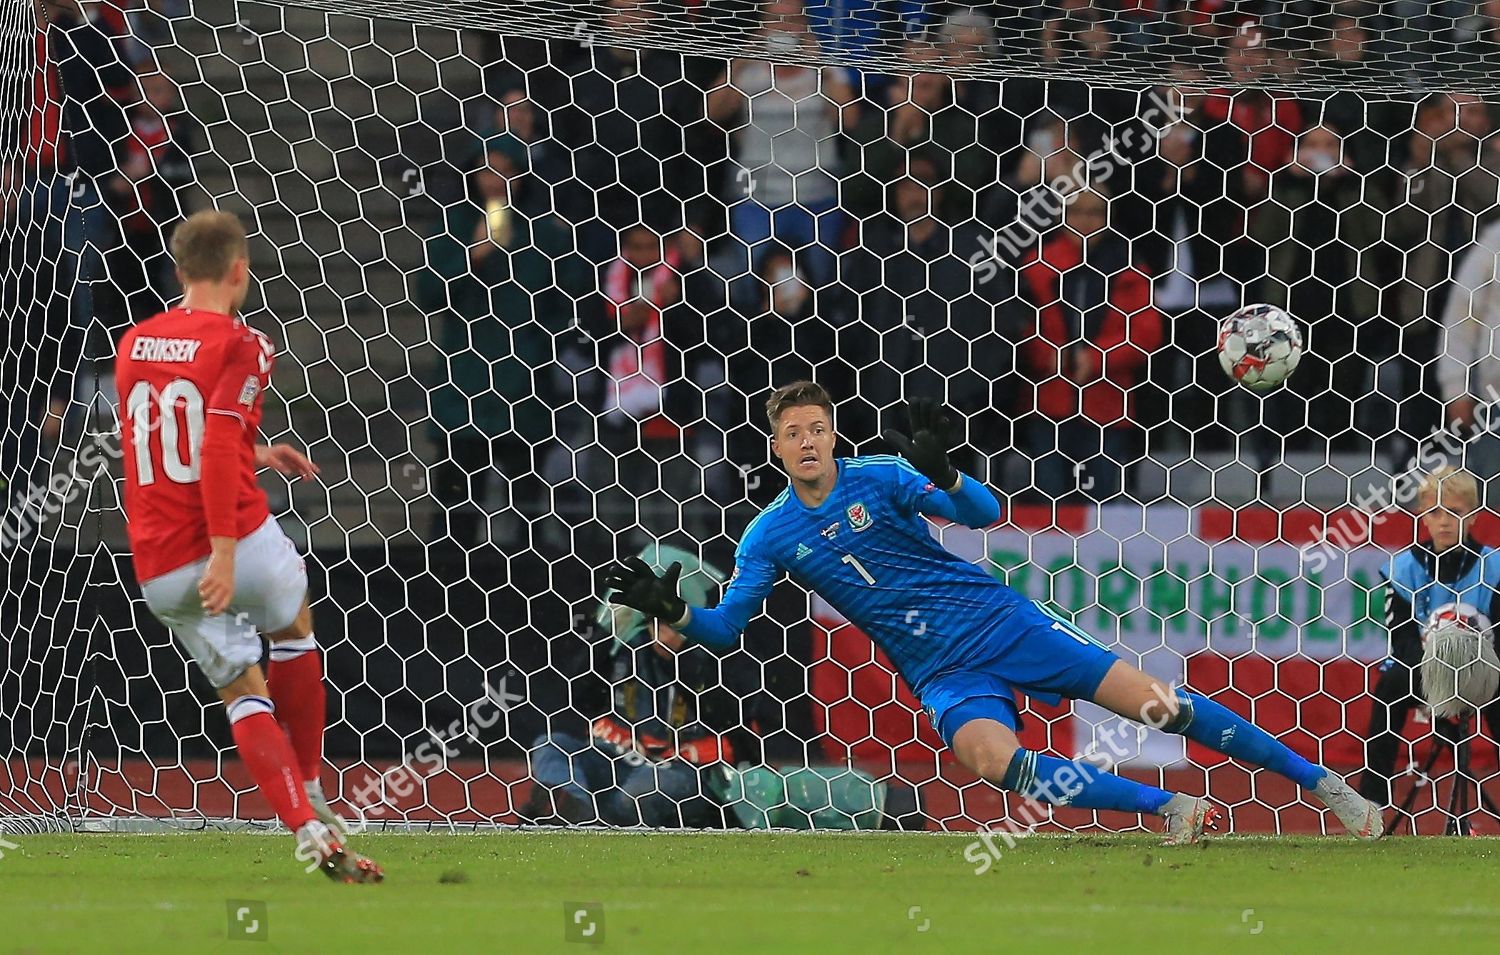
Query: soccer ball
xmin=1216 ymin=304 xmax=1303 ymax=392
xmin=1422 ymin=603 xmax=1493 ymax=644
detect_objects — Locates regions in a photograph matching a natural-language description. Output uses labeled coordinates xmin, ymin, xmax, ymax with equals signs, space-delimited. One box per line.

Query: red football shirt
xmin=117 ymin=307 xmax=274 ymax=581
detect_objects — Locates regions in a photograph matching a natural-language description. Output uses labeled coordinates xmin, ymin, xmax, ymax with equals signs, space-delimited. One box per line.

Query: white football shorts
xmin=140 ymin=516 xmax=308 ymax=688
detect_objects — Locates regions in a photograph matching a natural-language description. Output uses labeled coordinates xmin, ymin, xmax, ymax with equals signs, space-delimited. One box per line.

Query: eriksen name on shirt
xmin=129 ymin=336 xmax=203 ymax=364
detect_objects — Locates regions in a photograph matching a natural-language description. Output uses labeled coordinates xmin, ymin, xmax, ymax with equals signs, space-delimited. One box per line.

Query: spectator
xmin=804 ymin=0 xmax=928 ymax=59
xmin=1437 ymin=219 xmax=1500 ymax=488
xmin=1041 ymin=5 xmax=1114 ymax=67
xmin=1452 ymin=1 xmax=1500 ymax=66
xmin=1034 ymin=8 xmax=1138 ymax=158
xmin=839 ymin=153 xmax=1019 ymax=476
xmin=1390 ymin=93 xmax=1500 ymax=455
xmin=581 ymin=224 xmax=708 ymax=546
xmin=1200 ymin=24 xmax=1304 ymax=203
xmin=0 ymin=162 xmax=65 ymax=487
xmin=518 ymin=545 xmax=741 ymax=827
xmin=715 ymin=243 xmax=829 ymax=502
xmin=931 ymin=7 xmax=1005 ymax=122
xmin=1018 ymin=189 xmax=1162 ymax=501
xmin=847 ymin=42 xmax=999 ymax=225
xmin=935 ymin=5 xmax=998 ymax=67
xmin=462 ymin=89 xmax=567 ymax=202
xmin=981 ymin=117 xmax=1081 ymax=262
xmin=1114 ymin=0 xmax=1168 ymax=47
xmin=1313 ymin=8 xmax=1408 ymax=176
xmin=1481 ymin=0 xmax=1500 ymax=51
xmin=671 ymin=221 xmax=729 ymax=324
xmin=707 ymin=0 xmax=858 ymax=291
xmin=421 ymin=150 xmax=587 ymax=550
xmin=104 ymin=65 xmax=198 ymax=322
xmin=21 ymin=2 xmax=133 ymax=466
xmin=117 ymin=1 xmax=190 ymax=68
xmin=1358 ymin=467 xmax=1500 ymax=807
xmin=1250 ymin=123 xmax=1389 ymax=451
xmin=1440 ymin=218 xmax=1500 ymax=427
xmin=1131 ymin=107 xmax=1252 ymax=451
xmin=927 ymin=7 xmax=1015 ymax=210
xmin=552 ymin=0 xmax=699 ymax=263
xmin=663 ymin=222 xmax=743 ymax=503
xmin=1394 ymin=94 xmax=1500 ymax=323
xmin=42 ymin=0 xmax=132 ymax=181
xmin=43 ymin=0 xmax=134 ymax=290
xmin=1320 ymin=7 xmax=1372 ymax=65
xmin=599 ymin=225 xmax=683 ymax=422
xmin=1171 ymin=0 xmax=1239 ymax=43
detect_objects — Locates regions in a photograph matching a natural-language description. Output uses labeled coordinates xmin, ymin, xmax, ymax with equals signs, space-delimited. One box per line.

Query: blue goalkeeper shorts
xmin=920 ymin=601 xmax=1119 ymax=750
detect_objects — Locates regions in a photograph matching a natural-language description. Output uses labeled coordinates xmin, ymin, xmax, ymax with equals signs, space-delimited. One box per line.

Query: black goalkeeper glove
xmin=883 ymin=398 xmax=960 ymax=491
xmin=602 ymin=556 xmax=687 ymax=624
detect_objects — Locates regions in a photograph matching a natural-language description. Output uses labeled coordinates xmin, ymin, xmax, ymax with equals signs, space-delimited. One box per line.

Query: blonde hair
xmin=765 ymin=380 xmax=833 ymax=433
xmin=171 ymin=209 xmax=248 ymax=283
xmin=1418 ymin=465 xmax=1480 ymax=512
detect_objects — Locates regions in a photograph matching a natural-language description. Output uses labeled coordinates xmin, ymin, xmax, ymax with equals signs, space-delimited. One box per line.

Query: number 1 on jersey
xmin=841 ymin=553 xmax=876 ymax=585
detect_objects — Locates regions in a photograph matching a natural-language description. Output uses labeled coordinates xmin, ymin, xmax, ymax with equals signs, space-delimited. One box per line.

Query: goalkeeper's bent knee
xmin=1158 ymin=688 xmax=1195 ymax=734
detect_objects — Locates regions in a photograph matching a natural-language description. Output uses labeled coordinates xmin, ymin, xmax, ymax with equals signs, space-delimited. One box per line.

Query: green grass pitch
xmin=3 ymin=831 xmax=1498 ymax=953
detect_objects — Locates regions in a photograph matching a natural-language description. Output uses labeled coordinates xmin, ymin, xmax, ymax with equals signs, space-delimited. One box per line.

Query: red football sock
xmin=228 ymin=698 xmax=316 ymax=831
xmin=267 ymin=636 xmax=327 ymax=785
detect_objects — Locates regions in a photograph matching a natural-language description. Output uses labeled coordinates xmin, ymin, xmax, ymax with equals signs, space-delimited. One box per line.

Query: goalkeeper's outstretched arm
xmin=915 ymin=472 xmax=1001 ymax=529
xmin=676 ymin=548 xmax=777 ymax=649
xmin=883 ymin=398 xmax=1001 ymax=530
xmin=603 ymin=548 xmax=778 ymax=650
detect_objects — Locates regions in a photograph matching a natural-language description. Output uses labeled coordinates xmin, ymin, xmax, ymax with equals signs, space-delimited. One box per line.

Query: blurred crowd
xmin=3 ymin=0 xmax=194 ymax=481
xmin=13 ymin=1 xmax=1500 ymax=555
xmin=418 ymin=0 xmax=1500 ymax=551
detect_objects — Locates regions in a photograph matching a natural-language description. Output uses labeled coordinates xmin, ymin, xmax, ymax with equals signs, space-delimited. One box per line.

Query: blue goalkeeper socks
xmin=1173 ymin=691 xmax=1326 ymax=790
xmin=991 ymin=695 xmax=1328 ymax=815
xmin=1001 ymin=748 xmax=1174 ymax=815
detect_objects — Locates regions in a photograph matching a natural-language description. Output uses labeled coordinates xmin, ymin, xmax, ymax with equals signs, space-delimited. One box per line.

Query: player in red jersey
xmin=117 ymin=210 xmax=384 ymax=882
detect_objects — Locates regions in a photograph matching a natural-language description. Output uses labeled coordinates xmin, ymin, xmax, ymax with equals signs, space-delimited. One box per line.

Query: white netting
xmin=4 ymin=0 xmax=1500 ymax=836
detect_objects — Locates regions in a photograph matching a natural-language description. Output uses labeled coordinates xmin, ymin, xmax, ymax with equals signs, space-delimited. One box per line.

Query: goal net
xmin=4 ymin=0 xmax=1498 ymax=837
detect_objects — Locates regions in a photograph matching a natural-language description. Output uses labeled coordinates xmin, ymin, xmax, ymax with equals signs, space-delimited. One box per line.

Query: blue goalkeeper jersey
xmin=680 ymin=455 xmax=1023 ymax=693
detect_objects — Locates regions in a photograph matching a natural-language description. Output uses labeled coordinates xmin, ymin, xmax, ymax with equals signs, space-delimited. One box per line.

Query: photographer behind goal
xmin=517 ymin=544 xmax=744 ymax=827
xmin=1359 ymin=466 xmax=1500 ymax=806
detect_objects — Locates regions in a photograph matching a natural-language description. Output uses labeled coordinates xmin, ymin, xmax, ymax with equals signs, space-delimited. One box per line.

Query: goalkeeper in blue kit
xmin=605 ymin=382 xmax=1384 ymax=842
